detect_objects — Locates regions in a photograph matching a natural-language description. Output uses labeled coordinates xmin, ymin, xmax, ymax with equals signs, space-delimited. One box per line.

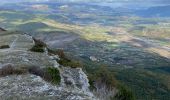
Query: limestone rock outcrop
xmin=0 ymin=30 xmax=96 ymax=100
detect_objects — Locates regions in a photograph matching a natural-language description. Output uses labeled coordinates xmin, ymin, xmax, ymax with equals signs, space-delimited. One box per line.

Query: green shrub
xmin=30 ymin=46 xmax=45 ymax=52
xmin=0 ymin=45 xmax=10 ymax=49
xmin=58 ymin=58 xmax=82 ymax=68
xmin=30 ymin=38 xmax=46 ymax=52
xmin=48 ymin=49 xmax=66 ymax=58
xmin=88 ymin=75 xmax=97 ymax=90
xmin=47 ymin=67 xmax=61 ymax=84
xmin=48 ymin=48 xmax=82 ymax=68
xmin=114 ymin=84 xmax=135 ymax=100
xmin=89 ymin=66 xmax=117 ymax=90
xmin=29 ymin=66 xmax=61 ymax=85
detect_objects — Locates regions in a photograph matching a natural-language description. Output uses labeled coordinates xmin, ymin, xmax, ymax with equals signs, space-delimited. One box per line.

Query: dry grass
xmin=0 ymin=64 xmax=61 ymax=84
xmin=0 ymin=64 xmax=27 ymax=77
xmin=92 ymin=82 xmax=117 ymax=100
xmin=147 ymin=47 xmax=170 ymax=58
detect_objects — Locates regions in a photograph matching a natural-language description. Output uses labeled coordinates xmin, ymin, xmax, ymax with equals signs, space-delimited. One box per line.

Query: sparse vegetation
xmin=58 ymin=58 xmax=82 ymax=68
xmin=93 ymin=66 xmax=117 ymax=88
xmin=48 ymin=48 xmax=82 ymax=68
xmin=0 ymin=64 xmax=28 ymax=77
xmin=29 ymin=66 xmax=61 ymax=85
xmin=0 ymin=45 xmax=10 ymax=49
xmin=46 ymin=67 xmax=61 ymax=84
xmin=0 ymin=64 xmax=61 ymax=85
xmin=88 ymin=65 xmax=135 ymax=100
xmin=114 ymin=84 xmax=135 ymax=100
xmin=88 ymin=66 xmax=118 ymax=100
xmin=30 ymin=38 xmax=46 ymax=52
xmin=48 ymin=48 xmax=65 ymax=58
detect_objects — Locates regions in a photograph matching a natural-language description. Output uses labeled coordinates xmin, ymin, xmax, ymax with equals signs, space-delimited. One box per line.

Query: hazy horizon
xmin=1 ymin=0 xmax=170 ymax=4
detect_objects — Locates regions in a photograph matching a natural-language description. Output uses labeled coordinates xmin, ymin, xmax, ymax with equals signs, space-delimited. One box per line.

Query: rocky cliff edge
xmin=0 ymin=29 xmax=96 ymax=100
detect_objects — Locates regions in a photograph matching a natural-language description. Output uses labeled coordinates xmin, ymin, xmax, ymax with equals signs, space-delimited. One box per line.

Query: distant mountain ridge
xmin=135 ymin=5 xmax=170 ymax=17
xmin=1 ymin=0 xmax=170 ymax=3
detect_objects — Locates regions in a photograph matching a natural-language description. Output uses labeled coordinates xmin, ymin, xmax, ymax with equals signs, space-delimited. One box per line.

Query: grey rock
xmin=0 ymin=31 xmax=96 ymax=100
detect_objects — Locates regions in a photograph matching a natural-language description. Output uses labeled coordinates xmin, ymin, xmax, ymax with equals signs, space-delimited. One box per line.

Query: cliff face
xmin=0 ymin=30 xmax=96 ymax=100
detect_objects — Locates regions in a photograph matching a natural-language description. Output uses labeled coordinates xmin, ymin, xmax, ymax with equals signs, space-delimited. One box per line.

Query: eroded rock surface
xmin=0 ymin=74 xmax=92 ymax=100
xmin=0 ymin=30 xmax=95 ymax=100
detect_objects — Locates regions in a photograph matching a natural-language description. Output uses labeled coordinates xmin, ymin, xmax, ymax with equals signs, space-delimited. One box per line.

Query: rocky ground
xmin=0 ymin=29 xmax=96 ymax=100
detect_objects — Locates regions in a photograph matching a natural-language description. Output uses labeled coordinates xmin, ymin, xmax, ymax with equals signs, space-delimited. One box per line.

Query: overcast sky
xmin=0 ymin=0 xmax=170 ymax=4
